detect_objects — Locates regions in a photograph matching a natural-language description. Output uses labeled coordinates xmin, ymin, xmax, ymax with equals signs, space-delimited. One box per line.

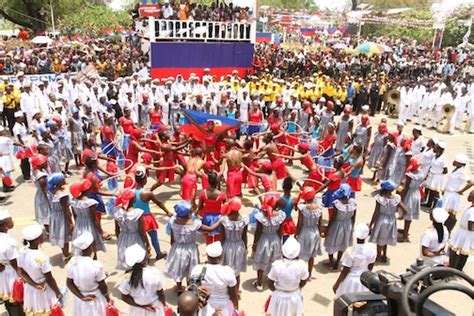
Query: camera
xmin=334 ymin=258 xmax=472 ymax=316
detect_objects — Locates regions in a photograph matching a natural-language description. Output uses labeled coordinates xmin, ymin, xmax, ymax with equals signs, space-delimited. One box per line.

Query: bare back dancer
xmin=257 ymin=133 xmax=288 ymax=180
xmin=182 ymin=148 xmax=205 ymax=207
xmin=221 ymin=139 xmax=243 ymax=198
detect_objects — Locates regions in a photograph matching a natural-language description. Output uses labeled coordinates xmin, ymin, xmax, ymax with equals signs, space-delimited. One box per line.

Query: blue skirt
xmin=121 ymin=134 xmax=131 ymax=152
xmin=150 ymin=124 xmax=162 ymax=131
xmin=322 ymin=189 xmax=337 ymax=208
xmin=203 ymin=213 xmax=221 ymax=236
xmin=101 ymin=141 xmax=118 ymax=157
xmin=247 ymin=124 xmax=262 ymax=136
xmin=88 ymin=192 xmax=106 ymax=213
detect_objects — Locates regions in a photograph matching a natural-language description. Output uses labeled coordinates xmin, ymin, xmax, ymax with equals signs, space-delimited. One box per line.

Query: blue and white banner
xmin=3 ymin=72 xmax=76 ymax=84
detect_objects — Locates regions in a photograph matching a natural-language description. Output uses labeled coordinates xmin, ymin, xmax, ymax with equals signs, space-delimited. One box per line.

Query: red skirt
xmin=181 ymin=173 xmax=197 ymax=201
xmin=143 ymin=213 xmax=159 ymax=232
xmin=304 ymin=169 xmax=324 ymax=191
xmin=158 ymin=161 xmax=175 ymax=183
xmin=271 ymin=158 xmax=287 ymax=179
xmin=346 ymin=176 xmax=362 ymax=192
xmin=281 ymin=218 xmax=296 ymax=235
xmin=227 ymin=168 xmax=243 ymax=197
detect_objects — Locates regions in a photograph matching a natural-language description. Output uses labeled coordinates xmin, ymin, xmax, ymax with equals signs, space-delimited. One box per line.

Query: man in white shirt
xmin=20 ymin=83 xmax=38 ymax=131
xmin=454 ymin=86 xmax=470 ymax=131
xmin=12 ymin=111 xmax=30 ymax=180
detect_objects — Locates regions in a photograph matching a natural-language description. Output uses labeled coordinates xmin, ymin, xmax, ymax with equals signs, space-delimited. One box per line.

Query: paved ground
xmin=0 ymin=116 xmax=472 ymax=315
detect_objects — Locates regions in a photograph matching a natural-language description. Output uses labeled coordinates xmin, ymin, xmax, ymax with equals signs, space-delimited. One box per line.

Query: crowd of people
xmin=0 ymin=59 xmax=471 ymax=315
xmin=131 ymin=0 xmax=253 ymax=23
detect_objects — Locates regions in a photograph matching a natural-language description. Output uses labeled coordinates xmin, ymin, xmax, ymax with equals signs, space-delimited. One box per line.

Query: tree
xmin=0 ymin=0 xmax=104 ymax=34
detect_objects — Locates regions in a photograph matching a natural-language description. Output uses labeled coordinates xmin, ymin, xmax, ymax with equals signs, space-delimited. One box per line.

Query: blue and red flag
xmin=256 ymin=32 xmax=273 ymax=43
xmin=180 ymin=110 xmax=240 ymax=141
xmin=151 ymin=42 xmax=254 ymax=80
xmin=300 ymin=28 xmax=316 ymax=37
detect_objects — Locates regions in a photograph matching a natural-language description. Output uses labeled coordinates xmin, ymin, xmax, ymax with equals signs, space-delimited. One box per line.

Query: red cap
xmin=326 ymin=101 xmax=334 ymax=110
xmin=222 ymin=197 xmax=242 ymax=215
xmin=406 ymin=157 xmax=420 ymax=172
xmin=115 ymin=189 xmax=135 ymax=208
xmin=69 ymin=179 xmax=92 ymax=198
xmin=300 ymin=186 xmax=316 ymax=201
xmin=30 ymin=154 xmax=48 ymax=170
xmin=298 ymin=143 xmax=310 ymax=152
xmin=141 ymin=152 xmax=153 ymax=164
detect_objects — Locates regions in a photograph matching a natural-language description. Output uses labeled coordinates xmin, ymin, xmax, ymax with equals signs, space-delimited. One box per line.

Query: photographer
xmin=189 ymin=241 xmax=238 ymax=316
xmin=177 ymin=287 xmax=223 ymax=316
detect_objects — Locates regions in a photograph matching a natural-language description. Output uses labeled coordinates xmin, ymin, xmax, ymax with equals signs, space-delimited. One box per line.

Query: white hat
xmin=362 ymin=105 xmax=370 ymax=111
xmin=110 ymin=99 xmax=117 ymax=105
xmin=396 ymin=120 xmax=405 ymax=126
xmin=282 ymin=236 xmax=300 ymax=259
xmin=22 ymin=224 xmax=43 ymax=241
xmin=55 ymin=101 xmax=63 ymax=109
xmin=72 ymin=232 xmax=94 ymax=250
xmin=14 ymin=111 xmax=23 ymax=118
xmin=437 ymin=141 xmax=446 ymax=149
xmin=454 ymin=153 xmax=468 ymax=165
xmin=0 ymin=126 xmax=5 ymax=133
xmin=432 ymin=208 xmax=449 ymax=224
xmin=354 ymin=223 xmax=370 ymax=240
xmin=319 ymin=97 xmax=326 ymax=102
xmin=206 ymin=241 xmax=223 ymax=258
xmin=0 ymin=209 xmax=10 ymax=221
xmin=125 ymin=243 xmax=146 ymax=267
xmin=23 ymin=82 xmax=31 ymax=88
xmin=414 ymin=125 xmax=422 ymax=132
xmin=16 ymin=71 xmax=24 ymax=77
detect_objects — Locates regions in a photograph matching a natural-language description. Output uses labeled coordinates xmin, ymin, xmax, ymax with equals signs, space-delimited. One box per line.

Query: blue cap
xmin=174 ymin=201 xmax=192 ymax=218
xmin=47 ymin=172 xmax=65 ymax=192
xmin=333 ymin=183 xmax=352 ymax=200
xmin=45 ymin=121 xmax=56 ymax=128
xmin=38 ymin=127 xmax=48 ymax=135
xmin=381 ymin=180 xmax=396 ymax=191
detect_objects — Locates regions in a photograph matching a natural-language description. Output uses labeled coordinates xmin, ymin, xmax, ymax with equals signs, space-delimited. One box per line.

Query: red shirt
xmin=149 ymin=109 xmax=162 ymax=125
xmin=100 ymin=126 xmax=114 ymax=142
xmin=199 ymin=190 xmax=226 ymax=214
xmin=119 ymin=117 xmax=134 ymax=134
xmin=249 ymin=111 xmax=263 ymax=123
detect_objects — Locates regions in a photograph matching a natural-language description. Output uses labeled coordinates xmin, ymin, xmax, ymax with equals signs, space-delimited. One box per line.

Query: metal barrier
xmin=137 ymin=19 xmax=254 ymax=42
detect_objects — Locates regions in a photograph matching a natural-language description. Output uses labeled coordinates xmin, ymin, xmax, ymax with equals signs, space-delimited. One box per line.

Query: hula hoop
xmin=281 ymin=121 xmax=305 ymax=133
xmin=103 ymin=157 xmax=135 ymax=189
xmin=100 ymin=140 xmax=117 ymax=156
xmin=256 ymin=191 xmax=282 ymax=201
xmin=296 ymin=178 xmax=324 ymax=187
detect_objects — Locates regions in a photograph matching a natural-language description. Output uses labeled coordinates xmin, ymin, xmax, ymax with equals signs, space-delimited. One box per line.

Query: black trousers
xmin=20 ymin=158 xmax=31 ymax=180
xmin=449 ymin=250 xmax=468 ymax=271
xmin=3 ymin=108 xmax=15 ymax=136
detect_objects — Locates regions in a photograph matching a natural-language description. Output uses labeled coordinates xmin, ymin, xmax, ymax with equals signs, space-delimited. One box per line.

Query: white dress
xmin=17 ymin=248 xmax=57 ymax=314
xmin=190 ymin=264 xmax=237 ymax=316
xmin=0 ymin=136 xmax=14 ymax=173
xmin=118 ymin=267 xmax=165 ymax=316
xmin=425 ymin=156 xmax=446 ymax=192
xmin=66 ymin=256 xmax=108 ymax=316
xmin=0 ymin=232 xmax=19 ymax=302
xmin=267 ymin=259 xmax=309 ymax=316
xmin=420 ymin=226 xmax=449 ymax=265
xmin=335 ymin=243 xmax=377 ymax=299
xmin=441 ymin=168 xmax=470 ymax=215
xmin=449 ymin=207 xmax=474 ymax=256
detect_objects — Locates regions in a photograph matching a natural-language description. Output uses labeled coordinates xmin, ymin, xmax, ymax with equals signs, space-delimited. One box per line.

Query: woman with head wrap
xmin=295 ymin=186 xmax=323 ymax=279
xmin=335 ymin=105 xmax=354 ymax=152
xmin=369 ymin=180 xmax=408 ymax=262
xmin=399 ymin=157 xmax=424 ymax=242
xmin=31 ymin=154 xmax=51 ymax=231
xmin=390 ymin=138 xmax=413 ymax=186
xmin=353 ymin=114 xmax=371 ymax=153
xmin=69 ymin=179 xmax=105 ymax=258
xmin=220 ymin=197 xmax=248 ymax=290
xmin=118 ymin=244 xmax=167 ymax=315
xmin=47 ymin=172 xmax=73 ymax=261
xmin=252 ymin=195 xmax=286 ymax=291
xmin=66 ymin=232 xmax=111 ymax=316
xmin=367 ymin=122 xmax=388 ymax=172
xmin=375 ymin=132 xmax=397 ymax=183
xmin=165 ymin=201 xmax=221 ymax=295
xmin=52 ymin=117 xmax=73 ymax=175
xmin=40 ymin=126 xmax=61 ymax=174
xmin=420 ymin=208 xmax=449 ymax=265
xmin=114 ymin=188 xmax=150 ymax=270
xmin=333 ymin=223 xmax=376 ymax=299
xmin=324 ymin=184 xmax=357 ymax=270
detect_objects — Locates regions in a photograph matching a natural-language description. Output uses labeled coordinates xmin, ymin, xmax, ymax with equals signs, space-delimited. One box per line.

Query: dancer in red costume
xmin=149 ymin=102 xmax=164 ymax=131
xmin=269 ymin=123 xmax=291 ymax=156
xmin=197 ymin=171 xmax=227 ymax=244
xmin=242 ymin=160 xmax=278 ymax=203
xmin=126 ymin=129 xmax=160 ymax=170
xmin=248 ymin=102 xmax=263 ymax=148
xmin=257 ymin=133 xmax=288 ymax=180
xmin=242 ymin=139 xmax=258 ymax=192
xmin=181 ymin=148 xmax=205 ymax=205
xmin=221 ymin=139 xmax=243 ymax=198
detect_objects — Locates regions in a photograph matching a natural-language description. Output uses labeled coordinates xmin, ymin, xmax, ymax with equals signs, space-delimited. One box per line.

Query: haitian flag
xmin=256 ymin=32 xmax=273 ymax=43
xmin=180 ymin=110 xmax=240 ymax=141
xmin=300 ymin=28 xmax=316 ymax=37
xmin=151 ymin=42 xmax=254 ymax=80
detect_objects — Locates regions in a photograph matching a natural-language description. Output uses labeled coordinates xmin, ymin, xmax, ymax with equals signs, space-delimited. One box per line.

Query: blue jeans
xmin=147 ymin=230 xmax=161 ymax=255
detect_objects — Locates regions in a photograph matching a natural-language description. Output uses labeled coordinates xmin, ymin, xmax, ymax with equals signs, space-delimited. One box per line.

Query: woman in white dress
xmin=423 ymin=142 xmax=447 ymax=209
xmin=0 ymin=210 xmax=23 ymax=315
xmin=441 ymin=153 xmax=473 ymax=232
xmin=267 ymin=236 xmax=309 ymax=316
xmin=118 ymin=244 xmax=167 ymax=316
xmin=420 ymin=208 xmax=449 ymax=265
xmin=333 ymin=223 xmax=376 ymax=299
xmin=449 ymin=190 xmax=474 ymax=271
xmin=66 ymin=232 xmax=111 ymax=316
xmin=17 ymin=224 xmax=63 ymax=315
xmin=0 ymin=126 xmax=16 ymax=192
xmin=190 ymin=242 xmax=238 ymax=316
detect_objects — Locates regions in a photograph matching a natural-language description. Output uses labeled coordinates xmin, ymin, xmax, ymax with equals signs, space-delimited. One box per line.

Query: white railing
xmin=137 ymin=19 xmax=254 ymax=42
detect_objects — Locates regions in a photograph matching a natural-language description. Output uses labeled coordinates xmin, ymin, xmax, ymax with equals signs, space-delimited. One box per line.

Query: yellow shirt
xmin=2 ymin=93 xmax=19 ymax=109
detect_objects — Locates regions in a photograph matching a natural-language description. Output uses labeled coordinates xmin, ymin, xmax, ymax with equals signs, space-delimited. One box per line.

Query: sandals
xmin=252 ymin=280 xmax=263 ymax=292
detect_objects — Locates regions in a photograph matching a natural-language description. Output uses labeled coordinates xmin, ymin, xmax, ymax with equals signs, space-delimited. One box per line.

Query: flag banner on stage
xmin=180 ymin=110 xmax=240 ymax=141
xmin=256 ymin=32 xmax=273 ymax=43
xmin=151 ymin=42 xmax=254 ymax=79
xmin=300 ymin=28 xmax=316 ymax=36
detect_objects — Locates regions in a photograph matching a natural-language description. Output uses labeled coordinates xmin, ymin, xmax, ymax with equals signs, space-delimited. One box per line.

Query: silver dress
xmin=252 ymin=210 xmax=285 ymax=272
xmin=403 ymin=172 xmax=425 ymax=221
xmin=324 ymin=199 xmax=356 ymax=255
xmin=296 ymin=204 xmax=322 ymax=261
xmin=164 ymin=216 xmax=201 ymax=282
xmin=34 ymin=170 xmax=50 ymax=226
xmin=114 ymin=208 xmax=145 ymax=270
xmin=335 ymin=117 xmax=352 ymax=151
xmin=377 ymin=142 xmax=396 ymax=181
xmin=367 ymin=132 xmax=385 ymax=169
xmin=221 ymin=215 xmax=249 ymax=276
xmin=390 ymin=148 xmax=408 ymax=186
xmin=369 ymin=194 xmax=400 ymax=246
xmin=48 ymin=191 xmax=70 ymax=247
xmin=71 ymin=198 xmax=105 ymax=254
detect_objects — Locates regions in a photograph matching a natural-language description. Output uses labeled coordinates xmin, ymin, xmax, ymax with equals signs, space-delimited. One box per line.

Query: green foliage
xmin=362 ymin=0 xmax=432 ymax=10
xmin=259 ymin=0 xmax=318 ymax=10
xmin=58 ymin=4 xmax=131 ymax=37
